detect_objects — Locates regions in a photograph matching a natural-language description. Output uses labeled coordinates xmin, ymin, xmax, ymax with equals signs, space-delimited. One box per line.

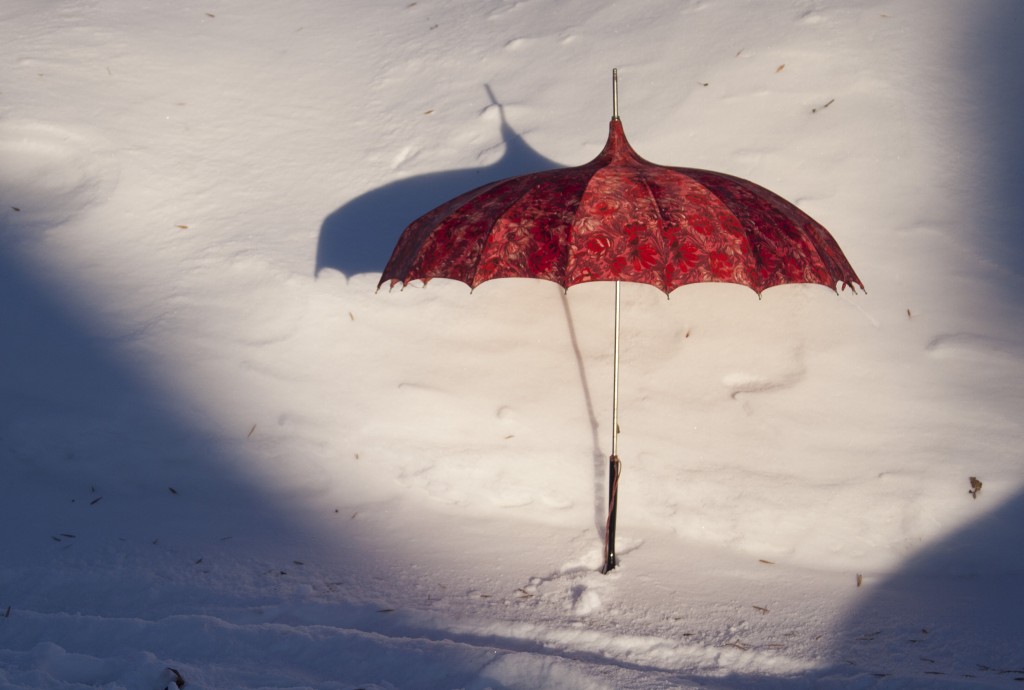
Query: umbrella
xmin=379 ymin=70 xmax=862 ymax=573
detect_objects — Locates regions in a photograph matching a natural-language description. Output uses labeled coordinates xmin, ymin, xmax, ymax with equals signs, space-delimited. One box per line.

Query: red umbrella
xmin=380 ymin=71 xmax=862 ymax=572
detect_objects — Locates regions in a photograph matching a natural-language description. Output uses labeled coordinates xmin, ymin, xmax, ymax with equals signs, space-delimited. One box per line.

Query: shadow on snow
xmin=314 ymin=87 xmax=563 ymax=280
xmin=0 ymin=210 xmax=359 ymax=610
xmin=970 ymin=2 xmax=1024 ymax=281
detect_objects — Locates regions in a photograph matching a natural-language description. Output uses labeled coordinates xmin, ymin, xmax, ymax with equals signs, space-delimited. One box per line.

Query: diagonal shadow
xmin=314 ymin=87 xmax=562 ymax=279
xmin=0 ymin=211 xmax=357 ymax=599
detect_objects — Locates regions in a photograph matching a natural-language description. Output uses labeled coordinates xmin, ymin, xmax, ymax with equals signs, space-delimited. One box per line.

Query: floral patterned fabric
xmin=379 ymin=119 xmax=862 ymax=295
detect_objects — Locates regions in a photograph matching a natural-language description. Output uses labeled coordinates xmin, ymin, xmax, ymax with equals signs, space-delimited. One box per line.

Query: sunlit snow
xmin=2 ymin=1 xmax=1023 ymax=688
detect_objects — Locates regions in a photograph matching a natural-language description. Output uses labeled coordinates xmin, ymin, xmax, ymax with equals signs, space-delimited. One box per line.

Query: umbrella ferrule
xmin=611 ymin=68 xmax=620 ymax=121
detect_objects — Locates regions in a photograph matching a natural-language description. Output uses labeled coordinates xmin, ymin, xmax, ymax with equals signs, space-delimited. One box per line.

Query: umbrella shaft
xmin=602 ymin=279 xmax=622 ymax=574
xmin=611 ymin=280 xmax=621 ymax=457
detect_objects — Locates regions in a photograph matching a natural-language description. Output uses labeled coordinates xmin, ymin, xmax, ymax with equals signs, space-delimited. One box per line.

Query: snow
xmin=2 ymin=0 xmax=1023 ymax=687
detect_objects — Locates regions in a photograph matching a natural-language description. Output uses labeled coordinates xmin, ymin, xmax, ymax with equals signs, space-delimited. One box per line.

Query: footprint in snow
xmin=571 ymin=584 xmax=602 ymax=616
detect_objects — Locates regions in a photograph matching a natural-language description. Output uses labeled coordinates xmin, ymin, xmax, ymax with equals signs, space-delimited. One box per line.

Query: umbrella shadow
xmin=559 ymin=293 xmax=608 ymax=539
xmin=316 ymin=87 xmax=613 ymax=541
xmin=314 ymin=86 xmax=562 ymax=279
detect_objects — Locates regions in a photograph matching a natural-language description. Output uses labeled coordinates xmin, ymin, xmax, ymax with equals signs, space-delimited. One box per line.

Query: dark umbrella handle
xmin=602 ymin=454 xmax=621 ymax=573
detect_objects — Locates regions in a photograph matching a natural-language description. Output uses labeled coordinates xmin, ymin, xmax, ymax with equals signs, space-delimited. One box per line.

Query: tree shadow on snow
xmin=644 ymin=490 xmax=1024 ymax=689
xmin=968 ymin=2 xmax=1024 ymax=284
xmin=824 ymin=487 xmax=1024 ymax=684
xmin=0 ymin=211 xmax=361 ymax=609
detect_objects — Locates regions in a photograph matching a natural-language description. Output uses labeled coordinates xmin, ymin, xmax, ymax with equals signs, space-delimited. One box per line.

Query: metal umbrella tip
xmin=612 ymin=68 xmax=620 ymax=121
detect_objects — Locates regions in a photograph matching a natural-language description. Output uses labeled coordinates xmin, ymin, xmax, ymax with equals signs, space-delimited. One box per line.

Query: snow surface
xmin=2 ymin=0 xmax=1024 ymax=688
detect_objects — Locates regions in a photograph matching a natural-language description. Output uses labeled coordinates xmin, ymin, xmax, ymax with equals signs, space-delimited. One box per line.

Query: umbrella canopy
xmin=378 ymin=120 xmax=861 ymax=297
xmin=379 ymin=72 xmax=862 ymax=573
